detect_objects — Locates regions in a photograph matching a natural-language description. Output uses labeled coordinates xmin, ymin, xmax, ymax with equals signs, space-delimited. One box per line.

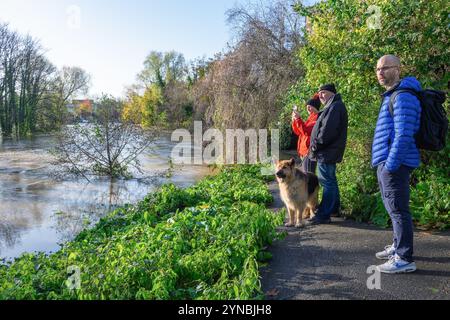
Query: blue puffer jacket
xmin=372 ymin=77 xmax=422 ymax=172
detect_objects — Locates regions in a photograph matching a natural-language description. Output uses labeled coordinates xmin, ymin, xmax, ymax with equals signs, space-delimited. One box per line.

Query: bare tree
xmin=0 ymin=24 xmax=21 ymax=136
xmin=52 ymin=95 xmax=155 ymax=180
xmin=191 ymin=0 xmax=305 ymax=131
xmin=0 ymin=23 xmax=80 ymax=137
xmin=49 ymin=66 xmax=91 ymax=126
xmin=17 ymin=36 xmax=56 ymax=135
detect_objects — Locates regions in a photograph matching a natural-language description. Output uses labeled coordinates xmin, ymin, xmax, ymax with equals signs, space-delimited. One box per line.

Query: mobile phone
xmin=293 ymin=105 xmax=298 ymax=112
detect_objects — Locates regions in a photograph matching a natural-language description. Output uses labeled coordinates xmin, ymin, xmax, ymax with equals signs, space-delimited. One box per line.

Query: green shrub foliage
xmin=0 ymin=166 xmax=284 ymax=300
xmin=279 ymin=0 xmax=449 ymax=229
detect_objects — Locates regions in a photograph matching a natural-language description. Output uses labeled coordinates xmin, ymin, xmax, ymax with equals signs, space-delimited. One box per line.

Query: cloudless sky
xmin=0 ymin=0 xmax=256 ymax=98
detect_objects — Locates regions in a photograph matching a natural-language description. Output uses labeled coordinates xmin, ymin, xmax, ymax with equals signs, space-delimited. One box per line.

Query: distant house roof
xmin=71 ymin=99 xmax=94 ymax=106
xmin=66 ymin=99 xmax=94 ymax=114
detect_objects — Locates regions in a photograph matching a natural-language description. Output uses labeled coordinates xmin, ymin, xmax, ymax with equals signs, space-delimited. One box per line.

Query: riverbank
xmin=0 ymin=165 xmax=284 ymax=300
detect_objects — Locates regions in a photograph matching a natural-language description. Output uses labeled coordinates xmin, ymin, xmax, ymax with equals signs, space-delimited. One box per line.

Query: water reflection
xmin=51 ymin=179 xmax=158 ymax=243
xmin=0 ymin=133 xmax=211 ymax=260
xmin=0 ymin=216 xmax=28 ymax=252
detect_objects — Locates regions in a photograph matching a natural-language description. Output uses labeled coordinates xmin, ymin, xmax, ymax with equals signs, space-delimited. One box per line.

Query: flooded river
xmin=0 ymin=133 xmax=211 ymax=261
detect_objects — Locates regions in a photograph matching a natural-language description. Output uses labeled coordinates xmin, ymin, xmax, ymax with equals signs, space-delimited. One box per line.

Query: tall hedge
xmin=280 ymin=0 xmax=449 ymax=229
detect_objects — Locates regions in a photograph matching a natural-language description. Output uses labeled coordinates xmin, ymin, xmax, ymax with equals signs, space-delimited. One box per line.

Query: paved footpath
xmin=260 ymin=182 xmax=450 ymax=300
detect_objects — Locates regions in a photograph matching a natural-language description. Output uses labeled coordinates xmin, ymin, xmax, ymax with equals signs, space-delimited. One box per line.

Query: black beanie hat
xmin=306 ymin=97 xmax=321 ymax=110
xmin=319 ymin=83 xmax=337 ymax=94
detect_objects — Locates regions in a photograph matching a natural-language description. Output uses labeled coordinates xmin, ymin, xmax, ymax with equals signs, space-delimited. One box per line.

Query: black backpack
xmin=389 ymin=89 xmax=448 ymax=151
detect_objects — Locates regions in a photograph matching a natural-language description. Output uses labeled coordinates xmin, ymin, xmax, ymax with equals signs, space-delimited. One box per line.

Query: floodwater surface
xmin=0 ymin=133 xmax=211 ymax=261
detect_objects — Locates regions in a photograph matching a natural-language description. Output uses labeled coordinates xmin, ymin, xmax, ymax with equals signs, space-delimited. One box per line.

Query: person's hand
xmin=292 ymin=111 xmax=300 ymax=122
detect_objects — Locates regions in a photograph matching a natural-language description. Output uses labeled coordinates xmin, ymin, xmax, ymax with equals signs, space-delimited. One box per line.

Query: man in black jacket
xmin=307 ymin=84 xmax=348 ymax=225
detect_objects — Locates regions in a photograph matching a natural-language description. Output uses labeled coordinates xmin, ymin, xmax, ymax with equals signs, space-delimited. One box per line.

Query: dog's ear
xmin=289 ymin=158 xmax=296 ymax=167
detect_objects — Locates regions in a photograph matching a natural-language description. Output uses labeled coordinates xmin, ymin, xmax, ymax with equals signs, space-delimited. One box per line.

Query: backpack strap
xmin=388 ymin=89 xmax=420 ymax=117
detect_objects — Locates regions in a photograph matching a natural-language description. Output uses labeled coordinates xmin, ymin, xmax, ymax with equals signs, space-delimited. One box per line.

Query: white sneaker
xmin=376 ymin=244 xmax=395 ymax=260
xmin=377 ymin=255 xmax=417 ymax=274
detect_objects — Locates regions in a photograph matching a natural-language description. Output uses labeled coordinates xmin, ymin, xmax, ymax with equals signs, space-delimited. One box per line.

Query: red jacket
xmin=292 ymin=113 xmax=319 ymax=157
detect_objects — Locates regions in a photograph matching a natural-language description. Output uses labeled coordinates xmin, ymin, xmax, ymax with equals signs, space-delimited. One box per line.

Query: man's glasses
xmin=376 ymin=65 xmax=399 ymax=73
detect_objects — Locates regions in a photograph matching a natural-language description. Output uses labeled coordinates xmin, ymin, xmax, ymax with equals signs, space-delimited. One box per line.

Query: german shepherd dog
xmin=275 ymin=158 xmax=320 ymax=228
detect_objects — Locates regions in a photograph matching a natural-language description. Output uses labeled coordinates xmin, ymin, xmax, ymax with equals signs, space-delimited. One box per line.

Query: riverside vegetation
xmin=123 ymin=1 xmax=449 ymax=230
xmin=3 ymin=0 xmax=447 ymax=229
xmin=0 ymin=165 xmax=285 ymax=300
xmin=0 ymin=0 xmax=448 ymax=301
xmin=280 ymin=0 xmax=449 ymax=230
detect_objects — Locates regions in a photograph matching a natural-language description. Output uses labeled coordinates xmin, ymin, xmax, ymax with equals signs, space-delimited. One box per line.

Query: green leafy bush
xmin=279 ymin=0 xmax=449 ymax=230
xmin=0 ymin=165 xmax=284 ymax=300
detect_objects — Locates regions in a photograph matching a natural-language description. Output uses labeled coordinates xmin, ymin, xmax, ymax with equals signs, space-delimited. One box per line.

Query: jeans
xmin=377 ymin=163 xmax=414 ymax=262
xmin=301 ymin=156 xmax=317 ymax=174
xmin=316 ymin=162 xmax=340 ymax=220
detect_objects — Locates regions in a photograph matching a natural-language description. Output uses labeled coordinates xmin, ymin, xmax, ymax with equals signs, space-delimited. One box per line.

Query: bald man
xmin=372 ymin=55 xmax=422 ymax=274
xmin=376 ymin=55 xmax=401 ymax=90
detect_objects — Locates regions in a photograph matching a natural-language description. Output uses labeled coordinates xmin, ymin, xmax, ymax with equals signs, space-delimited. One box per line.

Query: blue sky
xmin=0 ymin=0 xmax=253 ymax=98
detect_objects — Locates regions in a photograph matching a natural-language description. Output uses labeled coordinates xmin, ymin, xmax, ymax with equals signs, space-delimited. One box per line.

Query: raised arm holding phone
xmin=291 ymin=94 xmax=321 ymax=174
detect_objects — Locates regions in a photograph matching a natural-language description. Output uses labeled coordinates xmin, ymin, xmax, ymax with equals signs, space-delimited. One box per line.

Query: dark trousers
xmin=377 ymin=163 xmax=414 ymax=262
xmin=316 ymin=162 xmax=340 ymax=220
xmin=301 ymin=156 xmax=317 ymax=173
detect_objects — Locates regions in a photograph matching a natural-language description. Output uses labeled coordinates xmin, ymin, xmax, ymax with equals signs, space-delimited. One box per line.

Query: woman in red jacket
xmin=292 ymin=94 xmax=321 ymax=173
